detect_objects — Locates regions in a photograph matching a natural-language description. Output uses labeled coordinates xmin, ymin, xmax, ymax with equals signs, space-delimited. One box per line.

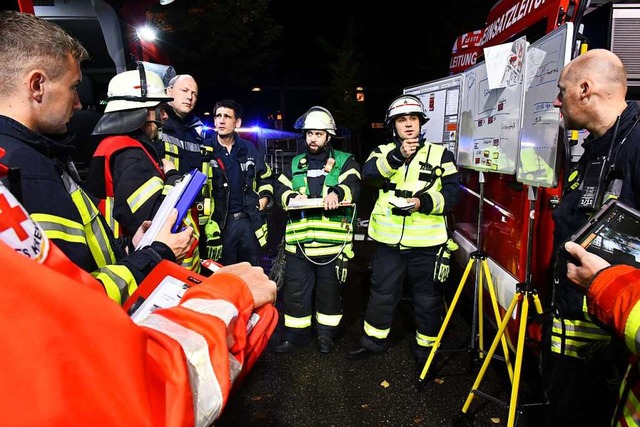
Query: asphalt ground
xmin=216 ymin=207 xmax=546 ymax=427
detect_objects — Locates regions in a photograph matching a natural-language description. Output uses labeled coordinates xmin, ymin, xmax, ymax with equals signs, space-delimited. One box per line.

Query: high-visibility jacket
xmin=88 ymin=135 xmax=201 ymax=272
xmin=586 ymin=265 xmax=640 ymax=426
xmin=0 ymin=115 xmax=175 ymax=305
xmin=275 ymin=148 xmax=361 ymax=257
xmin=156 ymin=113 xmax=214 ymax=227
xmin=363 ymin=139 xmax=460 ymax=248
xmin=0 ymin=175 xmax=278 ymax=426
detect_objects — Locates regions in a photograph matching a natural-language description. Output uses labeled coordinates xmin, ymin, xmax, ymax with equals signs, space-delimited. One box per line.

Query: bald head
xmin=166 ymin=74 xmax=198 ymax=118
xmin=554 ymin=49 xmax=629 ymax=137
xmin=564 ymin=49 xmax=627 ymax=97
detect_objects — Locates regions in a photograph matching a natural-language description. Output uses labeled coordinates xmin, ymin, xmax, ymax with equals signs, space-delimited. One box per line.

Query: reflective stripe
xmin=550 ymin=317 xmax=611 ymax=357
xmin=628 ymin=302 xmax=640 ymax=355
xmin=338 ymin=184 xmax=352 ymax=202
xmin=31 ymin=214 xmax=86 ymax=243
xmin=257 ymin=183 xmax=273 ymax=194
xmin=376 ymin=155 xmax=395 ymax=177
xmin=181 ymin=298 xmax=239 ymax=326
xmin=430 ymin=192 xmax=445 ymax=214
xmin=181 ymin=298 xmax=243 ymax=380
xmin=364 ymin=321 xmax=390 ymax=340
xmin=94 ymin=265 xmax=137 ymax=304
xmin=140 ymin=314 xmax=222 ymax=427
xmin=103 ymin=196 xmax=120 ymax=237
xmin=62 ymin=172 xmax=116 ymax=267
xmin=307 ymin=169 xmax=327 ymax=178
xmin=127 ymin=176 xmax=164 ymax=214
xmin=284 ymin=314 xmax=312 ymax=329
xmin=416 ymin=332 xmax=436 ymax=347
xmin=317 ymin=312 xmax=342 ymax=327
xmin=338 ymin=168 xmax=361 ymax=182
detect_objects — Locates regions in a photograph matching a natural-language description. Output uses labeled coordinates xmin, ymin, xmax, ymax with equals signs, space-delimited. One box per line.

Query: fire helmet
xmin=103 ymin=67 xmax=172 ymax=113
xmin=384 ymin=94 xmax=429 ymax=128
xmin=294 ymin=106 xmax=337 ymax=136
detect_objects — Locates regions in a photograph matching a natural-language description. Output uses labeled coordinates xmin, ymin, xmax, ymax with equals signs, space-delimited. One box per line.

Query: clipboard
xmin=136 ymin=169 xmax=207 ymax=249
xmin=286 ymin=198 xmax=353 ymax=210
xmin=561 ymin=199 xmax=640 ymax=267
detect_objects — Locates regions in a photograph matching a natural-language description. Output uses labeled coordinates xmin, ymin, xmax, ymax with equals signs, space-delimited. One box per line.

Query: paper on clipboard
xmin=389 ymin=197 xmax=415 ymax=210
xmin=136 ymin=169 xmax=206 ymax=249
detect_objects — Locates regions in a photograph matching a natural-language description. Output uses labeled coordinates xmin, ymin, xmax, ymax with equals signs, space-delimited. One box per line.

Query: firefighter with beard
xmin=273 ymin=106 xmax=361 ymax=354
xmin=345 ymin=95 xmax=460 ymax=369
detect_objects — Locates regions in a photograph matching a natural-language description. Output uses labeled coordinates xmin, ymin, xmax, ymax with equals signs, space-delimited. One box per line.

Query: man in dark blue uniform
xmin=203 ymin=100 xmax=273 ymax=266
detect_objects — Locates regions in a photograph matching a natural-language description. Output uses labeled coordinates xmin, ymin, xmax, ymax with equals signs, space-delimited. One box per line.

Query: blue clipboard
xmin=172 ymin=169 xmax=207 ymax=232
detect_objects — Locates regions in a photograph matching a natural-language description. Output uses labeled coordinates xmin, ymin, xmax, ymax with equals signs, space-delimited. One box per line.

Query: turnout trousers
xmin=361 ymin=243 xmax=440 ymax=357
xmin=221 ymin=215 xmax=259 ymax=266
xmin=281 ymin=252 xmax=342 ymax=344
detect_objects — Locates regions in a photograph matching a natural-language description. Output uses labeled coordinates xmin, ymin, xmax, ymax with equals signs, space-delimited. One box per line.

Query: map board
xmin=457 ymin=37 xmax=527 ymax=174
xmin=404 ymin=74 xmax=463 ymax=154
xmin=517 ymin=23 xmax=573 ymax=188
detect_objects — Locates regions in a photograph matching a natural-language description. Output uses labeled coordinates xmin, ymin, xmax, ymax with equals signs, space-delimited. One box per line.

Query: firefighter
xmin=0 ymin=173 xmax=278 ymax=426
xmin=542 ymin=49 xmax=640 ymax=427
xmin=156 ymin=74 xmax=216 ymax=262
xmin=86 ymin=67 xmax=201 ymax=273
xmin=272 ymin=106 xmax=361 ymax=354
xmin=0 ymin=11 xmax=193 ymax=305
xmin=202 ymin=100 xmax=274 ymax=266
xmin=345 ymin=95 xmax=460 ymax=368
xmin=564 ymin=241 xmax=640 ymax=426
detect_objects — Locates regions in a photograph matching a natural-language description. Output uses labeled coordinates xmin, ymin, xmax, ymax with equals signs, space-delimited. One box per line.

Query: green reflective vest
xmin=285 ymin=150 xmax=355 ymax=256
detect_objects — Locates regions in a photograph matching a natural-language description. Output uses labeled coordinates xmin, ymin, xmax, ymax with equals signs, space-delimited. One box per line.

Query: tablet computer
xmin=562 ymin=199 xmax=640 ymax=267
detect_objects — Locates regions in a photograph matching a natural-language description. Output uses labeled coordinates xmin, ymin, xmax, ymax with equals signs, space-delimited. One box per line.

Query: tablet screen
xmin=570 ymin=199 xmax=640 ymax=268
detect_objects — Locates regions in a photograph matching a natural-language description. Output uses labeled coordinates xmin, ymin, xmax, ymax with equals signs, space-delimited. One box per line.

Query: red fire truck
xmin=444 ymin=0 xmax=640 ymax=336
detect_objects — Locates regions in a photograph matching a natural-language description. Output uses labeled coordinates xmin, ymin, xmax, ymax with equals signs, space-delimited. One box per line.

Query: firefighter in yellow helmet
xmin=345 ymin=95 xmax=460 ymax=369
xmin=272 ymin=106 xmax=361 ymax=354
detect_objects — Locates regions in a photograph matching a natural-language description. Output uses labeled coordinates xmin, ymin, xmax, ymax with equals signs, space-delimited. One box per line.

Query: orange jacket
xmin=0 ymin=175 xmax=277 ymax=426
xmin=0 ymin=237 xmax=278 ymax=426
xmin=588 ymin=265 xmax=640 ymax=426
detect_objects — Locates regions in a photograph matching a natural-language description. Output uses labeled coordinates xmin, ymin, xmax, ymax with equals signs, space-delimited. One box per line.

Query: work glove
xmin=204 ymin=219 xmax=223 ymax=261
xmin=336 ymin=247 xmax=354 ymax=283
xmin=434 ymin=239 xmax=459 ymax=283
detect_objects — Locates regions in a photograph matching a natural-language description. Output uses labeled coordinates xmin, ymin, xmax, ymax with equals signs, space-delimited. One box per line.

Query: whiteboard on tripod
xmin=456 ymin=36 xmax=527 ymax=174
xmin=517 ymin=23 xmax=573 ymax=188
xmin=404 ymin=74 xmax=463 ymax=154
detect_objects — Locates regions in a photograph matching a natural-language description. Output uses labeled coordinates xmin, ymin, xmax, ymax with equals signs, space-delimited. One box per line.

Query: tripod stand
xmin=460 ymin=186 xmax=544 ymax=427
xmin=418 ymin=172 xmax=514 ymax=383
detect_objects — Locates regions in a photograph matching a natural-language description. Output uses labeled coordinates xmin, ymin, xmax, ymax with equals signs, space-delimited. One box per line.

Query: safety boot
xmin=317 ymin=336 xmax=335 ymax=354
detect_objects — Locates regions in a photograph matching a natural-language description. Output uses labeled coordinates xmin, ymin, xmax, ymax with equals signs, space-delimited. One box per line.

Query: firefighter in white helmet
xmin=273 ymin=106 xmax=361 ymax=354
xmin=345 ymin=95 xmax=460 ymax=370
xmin=86 ymin=65 xmax=202 ymax=272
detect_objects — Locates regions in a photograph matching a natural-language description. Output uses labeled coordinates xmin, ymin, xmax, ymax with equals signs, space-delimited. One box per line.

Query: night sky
xmin=241 ymin=1 xmax=494 ymax=128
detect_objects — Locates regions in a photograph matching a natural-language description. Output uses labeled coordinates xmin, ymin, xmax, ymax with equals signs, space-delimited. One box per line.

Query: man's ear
xmin=28 ymin=70 xmax=46 ymax=102
xmin=236 ymin=117 xmax=242 ymax=128
xmin=580 ymin=80 xmax=591 ymax=97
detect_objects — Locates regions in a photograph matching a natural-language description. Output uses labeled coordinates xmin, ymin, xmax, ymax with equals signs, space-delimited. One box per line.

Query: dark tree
xmin=148 ymin=0 xmax=283 ymax=92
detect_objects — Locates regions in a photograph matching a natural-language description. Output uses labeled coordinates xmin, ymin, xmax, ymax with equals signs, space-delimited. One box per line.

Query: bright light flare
xmin=136 ymin=26 xmax=157 ymax=42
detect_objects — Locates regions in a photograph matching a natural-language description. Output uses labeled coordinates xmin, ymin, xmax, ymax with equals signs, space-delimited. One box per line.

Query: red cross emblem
xmin=0 ymin=193 xmax=29 ymax=241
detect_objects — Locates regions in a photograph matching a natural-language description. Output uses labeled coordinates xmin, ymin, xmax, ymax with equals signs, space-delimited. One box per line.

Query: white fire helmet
xmin=294 ymin=106 xmax=337 ymax=136
xmin=384 ymin=94 xmax=429 ymax=127
xmin=103 ymin=67 xmax=172 ymax=113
